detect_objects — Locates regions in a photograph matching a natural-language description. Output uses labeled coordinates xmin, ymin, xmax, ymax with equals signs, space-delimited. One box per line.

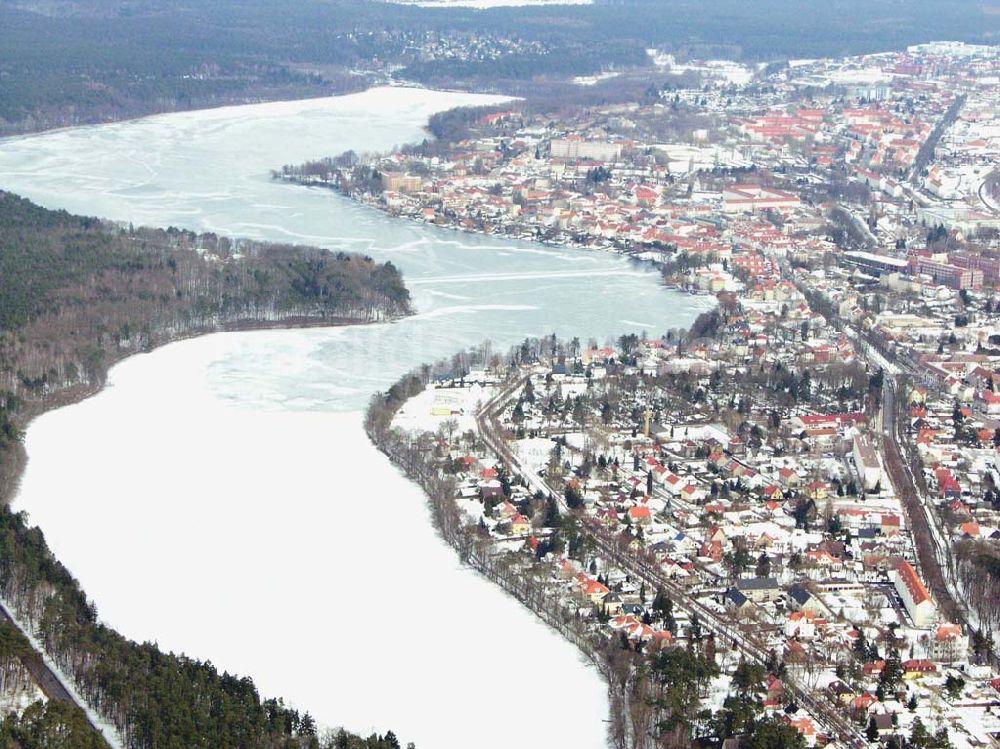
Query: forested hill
xmin=1 ymin=0 xmax=998 ymax=135
xmin=0 ymin=191 xmax=413 ymax=748
xmin=0 ymin=191 xmax=410 ymax=496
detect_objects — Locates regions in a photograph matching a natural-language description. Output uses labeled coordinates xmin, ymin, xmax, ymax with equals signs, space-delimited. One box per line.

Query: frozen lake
xmin=0 ymin=87 xmax=707 ymax=748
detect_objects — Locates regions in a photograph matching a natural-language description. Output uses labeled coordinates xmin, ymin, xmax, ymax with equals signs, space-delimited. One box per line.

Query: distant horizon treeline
xmin=1 ymin=0 xmax=998 ymax=135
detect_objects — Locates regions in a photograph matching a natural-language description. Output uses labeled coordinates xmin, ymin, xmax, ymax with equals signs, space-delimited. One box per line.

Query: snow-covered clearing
xmin=647 ymin=51 xmax=757 ymax=86
xmin=573 ymin=71 xmax=621 ymax=86
xmin=515 ymin=437 xmax=556 ymax=475
xmin=393 ymin=382 xmax=492 ymax=435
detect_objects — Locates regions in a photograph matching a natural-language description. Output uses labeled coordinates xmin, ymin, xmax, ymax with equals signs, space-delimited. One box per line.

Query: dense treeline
xmin=0 ymin=619 xmax=50 ymax=715
xmin=0 ymin=620 xmax=105 ymax=748
xmin=1 ymin=698 xmax=108 ymax=749
xmin=1 ymin=0 xmax=997 ymax=134
xmin=955 ymin=541 xmax=1000 ymax=657
xmin=427 ymin=105 xmax=515 ymax=144
xmin=0 ymin=192 xmax=409 ymax=335
xmin=395 ymin=45 xmax=648 ymax=86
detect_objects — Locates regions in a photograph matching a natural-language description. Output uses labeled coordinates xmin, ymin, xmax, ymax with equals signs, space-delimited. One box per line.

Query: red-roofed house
xmin=931 ymin=622 xmax=967 ymax=663
xmin=893 ymin=560 xmax=937 ymax=626
xmin=976 ymin=389 xmax=1000 ymax=415
xmin=510 ymin=514 xmax=531 ymax=535
xmin=628 ymin=506 xmax=652 ymax=525
xmin=902 ymin=659 xmax=937 ymax=677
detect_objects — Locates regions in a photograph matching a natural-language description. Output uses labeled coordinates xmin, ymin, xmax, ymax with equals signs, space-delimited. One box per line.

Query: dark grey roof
xmin=827 ymin=679 xmax=853 ymax=696
xmin=725 ymin=588 xmax=749 ymax=607
xmin=787 ymin=584 xmax=812 ymax=605
xmin=736 ymin=576 xmax=779 ymax=591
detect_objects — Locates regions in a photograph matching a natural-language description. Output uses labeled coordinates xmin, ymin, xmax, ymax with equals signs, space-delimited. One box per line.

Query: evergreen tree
xmin=866 ymin=716 xmax=880 ymax=742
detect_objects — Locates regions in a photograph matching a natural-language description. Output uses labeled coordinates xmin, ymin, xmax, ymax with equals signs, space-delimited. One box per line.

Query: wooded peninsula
xmin=0 ymin=191 xmax=414 ymax=749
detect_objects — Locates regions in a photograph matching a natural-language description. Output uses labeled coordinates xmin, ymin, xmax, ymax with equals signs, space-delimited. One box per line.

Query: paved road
xmin=0 ymin=598 xmax=113 ymax=746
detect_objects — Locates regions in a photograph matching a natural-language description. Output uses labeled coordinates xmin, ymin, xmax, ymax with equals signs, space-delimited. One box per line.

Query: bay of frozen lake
xmin=0 ymin=86 xmax=709 ymax=748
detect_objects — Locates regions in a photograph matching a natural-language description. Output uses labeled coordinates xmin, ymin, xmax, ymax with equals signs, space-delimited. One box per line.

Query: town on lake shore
xmin=353 ymin=40 xmax=1000 ymax=749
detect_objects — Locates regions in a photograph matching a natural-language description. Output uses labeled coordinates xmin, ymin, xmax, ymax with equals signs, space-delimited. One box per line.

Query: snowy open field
xmin=1 ymin=87 xmax=707 ymax=747
xmin=393 ymin=383 xmax=493 ymax=434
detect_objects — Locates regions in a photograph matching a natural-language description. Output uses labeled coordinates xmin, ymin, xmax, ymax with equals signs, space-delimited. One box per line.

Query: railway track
xmin=880 ymin=378 xmax=966 ymax=623
xmin=475 ymin=376 xmax=869 ymax=749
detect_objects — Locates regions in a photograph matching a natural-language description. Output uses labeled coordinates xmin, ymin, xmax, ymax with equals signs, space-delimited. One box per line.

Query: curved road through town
xmin=476 ymin=376 xmax=869 ymax=749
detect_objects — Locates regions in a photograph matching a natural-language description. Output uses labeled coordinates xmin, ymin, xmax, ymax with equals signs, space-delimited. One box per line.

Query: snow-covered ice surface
xmin=18 ymin=349 xmax=601 ymax=747
xmin=2 ymin=86 xmax=705 ymax=748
